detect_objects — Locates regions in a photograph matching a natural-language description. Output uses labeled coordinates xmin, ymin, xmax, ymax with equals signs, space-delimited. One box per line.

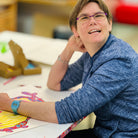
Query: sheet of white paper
xmin=0 ymin=85 xmax=74 ymax=137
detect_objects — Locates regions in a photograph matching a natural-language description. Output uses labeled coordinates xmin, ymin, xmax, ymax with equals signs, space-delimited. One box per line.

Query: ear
xmin=71 ymin=26 xmax=79 ymax=37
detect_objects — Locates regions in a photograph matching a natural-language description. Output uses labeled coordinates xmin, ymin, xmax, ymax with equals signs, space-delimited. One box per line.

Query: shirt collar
xmin=90 ymin=34 xmax=112 ymax=63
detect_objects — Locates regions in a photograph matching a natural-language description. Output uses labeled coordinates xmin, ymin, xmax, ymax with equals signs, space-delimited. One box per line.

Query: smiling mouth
xmin=88 ymin=30 xmax=101 ymax=34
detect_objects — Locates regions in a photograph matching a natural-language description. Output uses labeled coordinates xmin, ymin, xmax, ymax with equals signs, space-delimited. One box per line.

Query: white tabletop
xmin=0 ymin=64 xmax=79 ymax=138
xmin=0 ymin=31 xmax=82 ymax=66
xmin=0 ymin=31 xmax=82 ymax=138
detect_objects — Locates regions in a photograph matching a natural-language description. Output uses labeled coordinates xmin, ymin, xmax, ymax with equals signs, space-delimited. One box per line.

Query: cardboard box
xmin=0 ymin=62 xmax=21 ymax=78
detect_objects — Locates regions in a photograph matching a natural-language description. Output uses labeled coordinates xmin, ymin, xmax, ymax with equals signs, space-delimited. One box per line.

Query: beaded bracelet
xmin=57 ymin=55 xmax=69 ymax=64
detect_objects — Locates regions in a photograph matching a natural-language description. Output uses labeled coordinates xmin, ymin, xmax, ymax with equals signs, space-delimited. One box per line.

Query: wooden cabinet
xmin=0 ymin=0 xmax=17 ymax=32
xmin=17 ymin=0 xmax=76 ymax=37
xmin=18 ymin=0 xmax=76 ymax=6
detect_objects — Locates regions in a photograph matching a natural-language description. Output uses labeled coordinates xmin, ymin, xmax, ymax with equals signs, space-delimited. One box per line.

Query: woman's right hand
xmin=47 ymin=35 xmax=86 ymax=91
xmin=67 ymin=35 xmax=87 ymax=53
xmin=0 ymin=93 xmax=13 ymax=112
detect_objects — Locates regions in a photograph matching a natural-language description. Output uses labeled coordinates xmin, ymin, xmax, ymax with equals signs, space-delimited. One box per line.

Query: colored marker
xmin=3 ymin=76 xmax=16 ymax=85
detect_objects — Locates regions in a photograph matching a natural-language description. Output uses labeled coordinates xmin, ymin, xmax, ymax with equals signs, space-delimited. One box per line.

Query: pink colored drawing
xmin=0 ymin=92 xmax=44 ymax=133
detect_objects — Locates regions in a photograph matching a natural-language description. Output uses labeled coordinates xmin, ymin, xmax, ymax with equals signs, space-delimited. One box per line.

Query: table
xmin=0 ymin=31 xmax=82 ymax=138
xmin=0 ymin=65 xmax=81 ymax=138
xmin=0 ymin=31 xmax=82 ymax=66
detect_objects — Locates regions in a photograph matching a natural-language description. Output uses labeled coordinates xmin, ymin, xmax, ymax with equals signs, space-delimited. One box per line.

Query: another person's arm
xmin=47 ymin=35 xmax=86 ymax=91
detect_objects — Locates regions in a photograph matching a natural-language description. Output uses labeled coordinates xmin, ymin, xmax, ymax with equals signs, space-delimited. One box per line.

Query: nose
xmin=88 ymin=16 xmax=96 ymax=25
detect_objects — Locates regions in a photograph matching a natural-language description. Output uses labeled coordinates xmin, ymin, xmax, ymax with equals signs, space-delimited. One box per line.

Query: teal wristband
xmin=11 ymin=100 xmax=21 ymax=114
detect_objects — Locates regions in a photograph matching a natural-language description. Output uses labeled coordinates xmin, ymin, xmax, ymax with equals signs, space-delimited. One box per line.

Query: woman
xmin=0 ymin=0 xmax=138 ymax=137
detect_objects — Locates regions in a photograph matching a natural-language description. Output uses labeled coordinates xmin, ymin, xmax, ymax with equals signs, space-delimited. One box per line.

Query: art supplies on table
xmin=0 ymin=40 xmax=41 ymax=78
xmin=0 ymin=62 xmax=21 ymax=78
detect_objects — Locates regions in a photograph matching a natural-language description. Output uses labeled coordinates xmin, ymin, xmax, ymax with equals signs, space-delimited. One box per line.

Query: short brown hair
xmin=69 ymin=0 xmax=112 ymax=29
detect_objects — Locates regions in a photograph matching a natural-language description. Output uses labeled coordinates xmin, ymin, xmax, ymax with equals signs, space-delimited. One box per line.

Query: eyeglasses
xmin=76 ymin=12 xmax=107 ymax=23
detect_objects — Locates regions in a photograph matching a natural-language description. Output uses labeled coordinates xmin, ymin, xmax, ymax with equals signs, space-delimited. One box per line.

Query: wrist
xmin=57 ymin=55 xmax=69 ymax=64
xmin=59 ymin=45 xmax=74 ymax=62
xmin=11 ymin=100 xmax=21 ymax=114
xmin=66 ymin=42 xmax=75 ymax=54
xmin=4 ymin=99 xmax=14 ymax=112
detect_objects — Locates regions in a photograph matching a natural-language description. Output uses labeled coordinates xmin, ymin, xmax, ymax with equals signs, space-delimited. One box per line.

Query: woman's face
xmin=73 ymin=2 xmax=112 ymax=50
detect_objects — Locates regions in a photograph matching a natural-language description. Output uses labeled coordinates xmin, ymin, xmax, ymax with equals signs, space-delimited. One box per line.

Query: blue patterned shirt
xmin=55 ymin=34 xmax=138 ymax=138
